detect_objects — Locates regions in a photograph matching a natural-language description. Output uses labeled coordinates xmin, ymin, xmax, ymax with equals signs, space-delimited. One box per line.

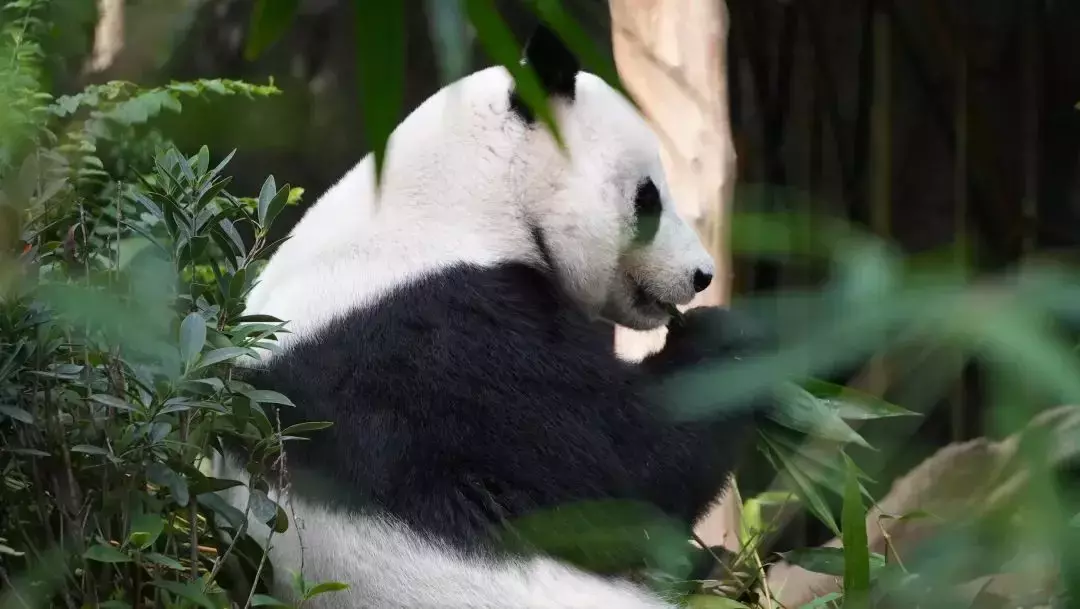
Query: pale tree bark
xmin=608 ymin=0 xmax=741 ymax=551
xmin=87 ymin=0 xmax=125 ymax=75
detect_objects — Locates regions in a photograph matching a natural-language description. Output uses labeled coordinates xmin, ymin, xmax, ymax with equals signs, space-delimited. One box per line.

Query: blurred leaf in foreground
xmin=244 ymin=0 xmax=300 ymax=60
xmin=355 ymin=0 xmax=406 ymax=187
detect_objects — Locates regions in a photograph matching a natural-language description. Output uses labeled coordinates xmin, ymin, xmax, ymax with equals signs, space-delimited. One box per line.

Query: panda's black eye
xmin=633 ymin=179 xmax=662 ymax=245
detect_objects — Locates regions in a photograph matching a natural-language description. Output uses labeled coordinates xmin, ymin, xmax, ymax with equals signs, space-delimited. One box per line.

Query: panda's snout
xmin=692 ymin=269 xmax=713 ymax=293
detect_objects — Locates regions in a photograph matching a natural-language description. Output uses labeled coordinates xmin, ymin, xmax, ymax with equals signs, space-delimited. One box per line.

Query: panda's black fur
xmin=235 ymin=258 xmax=773 ymax=557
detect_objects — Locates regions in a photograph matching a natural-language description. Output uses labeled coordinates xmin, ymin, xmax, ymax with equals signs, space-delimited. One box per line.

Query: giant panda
xmin=214 ymin=24 xmax=777 ymax=609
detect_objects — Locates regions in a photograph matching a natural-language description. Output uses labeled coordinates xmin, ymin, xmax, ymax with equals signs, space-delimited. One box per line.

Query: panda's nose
xmin=692 ymin=269 xmax=713 ymax=293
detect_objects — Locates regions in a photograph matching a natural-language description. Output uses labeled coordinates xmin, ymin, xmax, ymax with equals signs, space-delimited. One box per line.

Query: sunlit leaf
xmin=304 ymin=581 xmax=350 ymax=599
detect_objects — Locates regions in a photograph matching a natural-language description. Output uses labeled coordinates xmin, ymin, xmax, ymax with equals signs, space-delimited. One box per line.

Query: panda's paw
xmin=658 ymin=305 xmax=773 ymax=370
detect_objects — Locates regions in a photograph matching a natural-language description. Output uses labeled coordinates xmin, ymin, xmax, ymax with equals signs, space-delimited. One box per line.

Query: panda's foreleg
xmin=631 ymin=306 xmax=777 ymax=525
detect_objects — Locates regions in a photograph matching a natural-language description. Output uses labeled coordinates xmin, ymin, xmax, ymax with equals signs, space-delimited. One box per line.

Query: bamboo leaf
xmin=425 ymin=0 xmax=472 ymax=84
xmin=465 ymin=0 xmax=564 ymax=148
xmin=355 ymin=0 xmax=406 ymax=186
xmin=841 ymin=454 xmax=871 ymax=608
xmin=803 ymin=378 xmax=919 ymax=420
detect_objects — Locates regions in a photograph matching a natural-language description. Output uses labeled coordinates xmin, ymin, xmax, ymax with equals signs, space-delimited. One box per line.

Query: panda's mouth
xmin=631 ymin=281 xmax=675 ymax=316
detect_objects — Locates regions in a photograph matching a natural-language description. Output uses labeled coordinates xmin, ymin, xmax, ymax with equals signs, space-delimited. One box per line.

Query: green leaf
xmin=500 ymin=499 xmax=693 ymax=578
xmin=143 ymin=552 xmax=184 ymax=570
xmin=196 ymin=346 xmax=255 ymax=368
xmin=304 ymin=581 xmax=350 ymax=599
xmin=195 ymin=145 xmax=210 ymax=175
xmin=280 ymin=421 xmax=333 ymax=437
xmin=424 ymin=0 xmax=472 ymax=84
xmin=150 ymin=580 xmax=216 ymax=609
xmin=146 ymin=462 xmax=190 ymax=507
xmin=0 ymin=404 xmax=34 ymax=424
xmin=189 ymin=476 xmax=245 ymax=495
xmin=798 ymin=592 xmax=843 ymax=609
xmin=127 ymin=512 xmax=164 ymax=550
xmin=251 ymin=594 xmax=292 ymax=607
xmin=802 ymin=378 xmax=919 ymax=420
xmin=770 ymin=383 xmax=871 ymax=448
xmin=256 ymin=175 xmax=277 ymax=227
xmin=197 ymin=492 xmax=247 ymax=530
xmin=180 ymin=312 xmax=207 ymax=369
xmin=523 ymin=0 xmax=619 ymax=86
xmin=781 ymin=547 xmax=886 ymax=579
xmin=466 ymin=0 xmax=564 ymax=148
xmin=84 ymin=543 xmax=132 ymax=563
xmin=685 ymin=596 xmax=753 ymax=609
xmin=841 ymin=454 xmax=871 ymax=608
xmin=70 ymin=444 xmax=111 ymax=457
xmin=273 ymin=504 xmax=290 ymax=534
xmin=263 ymin=184 xmax=292 ymax=230
xmin=244 ymin=389 xmax=296 ymax=407
xmin=245 ymin=0 xmax=301 ymax=60
xmin=760 ymin=430 xmax=840 ymax=535
xmin=355 ymin=0 xmax=406 ymax=186
xmin=248 ymin=489 xmax=279 ymax=526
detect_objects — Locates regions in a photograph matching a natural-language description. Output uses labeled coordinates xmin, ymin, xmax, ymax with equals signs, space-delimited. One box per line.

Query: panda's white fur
xmin=214 ymin=25 xmax=769 ymax=609
xmin=242 ymin=57 xmax=713 ymax=347
xmin=214 ymin=455 xmax=680 ymax=609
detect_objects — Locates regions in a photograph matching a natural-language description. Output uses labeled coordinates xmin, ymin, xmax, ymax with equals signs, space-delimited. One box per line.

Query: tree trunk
xmin=609 ymin=0 xmax=740 ymax=551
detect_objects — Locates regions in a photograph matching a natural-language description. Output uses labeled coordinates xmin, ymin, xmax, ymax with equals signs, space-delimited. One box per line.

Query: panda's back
xmin=243 ymin=261 xmax=658 ymax=549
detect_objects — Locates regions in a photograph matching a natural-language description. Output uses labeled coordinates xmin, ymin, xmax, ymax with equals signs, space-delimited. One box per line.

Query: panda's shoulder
xmin=269 ymin=261 xmax=619 ymax=382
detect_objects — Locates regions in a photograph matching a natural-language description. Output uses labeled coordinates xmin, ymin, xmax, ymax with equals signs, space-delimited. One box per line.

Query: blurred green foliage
xmin=2 ymin=0 xmax=1079 ymax=608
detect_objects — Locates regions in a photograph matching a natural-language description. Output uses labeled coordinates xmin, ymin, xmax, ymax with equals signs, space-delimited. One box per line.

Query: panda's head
xmin=250 ymin=25 xmax=716 ymax=337
xmin=496 ymin=25 xmax=716 ymax=331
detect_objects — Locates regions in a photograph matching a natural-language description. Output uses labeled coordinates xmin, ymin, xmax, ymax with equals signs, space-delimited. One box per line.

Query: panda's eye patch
xmin=633 ymin=179 xmax=662 ymax=244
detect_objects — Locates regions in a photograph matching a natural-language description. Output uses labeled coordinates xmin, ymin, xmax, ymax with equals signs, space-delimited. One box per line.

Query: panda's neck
xmin=243 ymin=156 xmax=547 ymax=349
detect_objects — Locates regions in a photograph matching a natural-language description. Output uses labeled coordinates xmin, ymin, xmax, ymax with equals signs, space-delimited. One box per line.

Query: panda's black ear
xmin=521 ymin=23 xmax=579 ymax=99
